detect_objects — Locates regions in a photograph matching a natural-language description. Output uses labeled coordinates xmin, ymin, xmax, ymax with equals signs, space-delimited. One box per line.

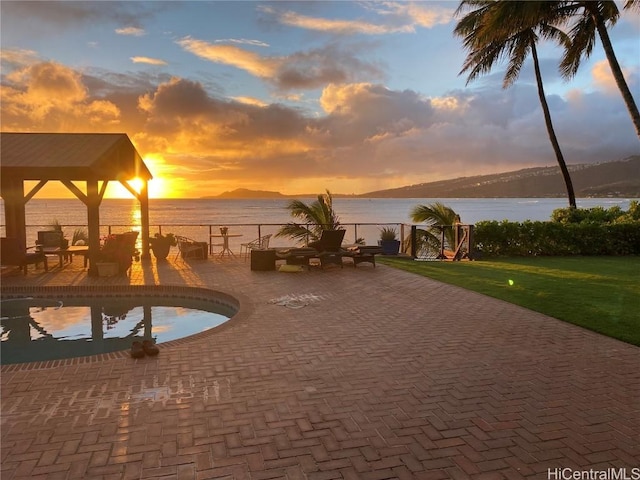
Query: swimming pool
xmin=0 ymin=286 xmax=238 ymax=365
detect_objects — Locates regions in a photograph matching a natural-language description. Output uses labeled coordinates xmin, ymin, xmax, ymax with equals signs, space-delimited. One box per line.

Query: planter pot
xmin=151 ymin=241 xmax=171 ymax=260
xmin=379 ymin=239 xmax=401 ymax=255
xmin=96 ymin=262 xmax=119 ymax=277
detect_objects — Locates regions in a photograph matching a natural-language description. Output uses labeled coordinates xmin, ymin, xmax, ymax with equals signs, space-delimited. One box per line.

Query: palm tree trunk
xmin=531 ymin=43 xmax=577 ymax=208
xmin=594 ymin=11 xmax=640 ymax=138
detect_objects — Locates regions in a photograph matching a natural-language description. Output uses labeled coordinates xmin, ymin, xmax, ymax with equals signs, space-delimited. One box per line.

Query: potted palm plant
xmin=379 ymin=227 xmax=401 ymax=255
xmin=98 ymin=234 xmax=137 ymax=275
xmin=149 ymin=233 xmax=177 ymax=260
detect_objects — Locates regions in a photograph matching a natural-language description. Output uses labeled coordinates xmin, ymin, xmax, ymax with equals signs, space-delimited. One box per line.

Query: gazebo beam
xmin=61 ymin=180 xmax=88 ymax=204
xmin=25 ymin=180 xmax=48 ymax=203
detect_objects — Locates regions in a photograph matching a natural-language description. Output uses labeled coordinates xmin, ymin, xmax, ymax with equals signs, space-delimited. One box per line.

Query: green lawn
xmin=379 ymin=256 xmax=640 ymax=346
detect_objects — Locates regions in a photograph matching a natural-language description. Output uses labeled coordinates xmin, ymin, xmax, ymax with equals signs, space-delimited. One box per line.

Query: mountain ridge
xmin=207 ymin=156 xmax=640 ymax=199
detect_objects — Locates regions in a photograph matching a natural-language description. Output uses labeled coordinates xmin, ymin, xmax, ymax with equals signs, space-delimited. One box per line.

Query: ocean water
xmin=1 ymin=197 xmax=635 ymax=248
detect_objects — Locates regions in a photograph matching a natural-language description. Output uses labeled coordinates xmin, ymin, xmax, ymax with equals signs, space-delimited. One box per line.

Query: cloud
xmin=1 ymin=61 xmax=120 ymax=130
xmin=232 ymin=96 xmax=269 ymax=107
xmin=131 ymin=56 xmax=168 ymax=66
xmin=260 ymin=2 xmax=454 ymax=35
xmin=215 ymin=38 xmax=270 ymax=47
xmin=177 ymin=37 xmax=278 ymax=78
xmin=264 ymin=6 xmax=411 ymax=35
xmin=0 ymin=1 xmax=169 ymax=32
xmin=2 ymin=59 xmax=637 ymax=195
xmin=178 ymin=37 xmax=384 ymax=91
xmin=591 ymin=59 xmax=636 ymax=94
xmin=116 ymin=27 xmax=145 ymax=36
xmin=0 ymin=48 xmax=39 ymax=68
xmin=377 ymin=2 xmax=455 ymax=29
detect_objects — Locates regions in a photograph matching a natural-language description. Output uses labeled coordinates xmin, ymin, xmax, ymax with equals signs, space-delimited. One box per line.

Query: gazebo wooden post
xmin=0 ymin=176 xmax=27 ymax=250
xmin=86 ymin=179 xmax=102 ymax=276
xmin=140 ymin=180 xmax=151 ymax=259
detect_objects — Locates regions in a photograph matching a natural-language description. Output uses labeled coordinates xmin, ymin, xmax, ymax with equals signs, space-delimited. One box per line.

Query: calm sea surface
xmin=1 ymin=197 xmax=636 ymax=247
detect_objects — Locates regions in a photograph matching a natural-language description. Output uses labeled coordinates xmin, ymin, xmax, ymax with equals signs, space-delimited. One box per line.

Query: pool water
xmin=1 ymin=295 xmax=236 ymax=365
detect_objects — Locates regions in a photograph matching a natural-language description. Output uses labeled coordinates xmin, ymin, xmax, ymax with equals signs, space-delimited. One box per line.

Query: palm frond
xmin=410 ymin=202 xmax=461 ymax=249
xmin=277 ymin=189 xmax=341 ymax=243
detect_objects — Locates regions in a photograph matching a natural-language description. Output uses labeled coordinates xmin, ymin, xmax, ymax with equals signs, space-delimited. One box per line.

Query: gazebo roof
xmin=0 ymin=132 xmax=152 ymax=181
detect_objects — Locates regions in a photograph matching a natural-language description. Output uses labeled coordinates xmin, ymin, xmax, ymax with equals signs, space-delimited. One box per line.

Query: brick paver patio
xmin=1 ymin=255 xmax=638 ymax=479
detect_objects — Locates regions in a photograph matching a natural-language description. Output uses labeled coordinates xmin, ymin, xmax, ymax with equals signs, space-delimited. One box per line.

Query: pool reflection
xmin=1 ymin=296 xmax=233 ymax=365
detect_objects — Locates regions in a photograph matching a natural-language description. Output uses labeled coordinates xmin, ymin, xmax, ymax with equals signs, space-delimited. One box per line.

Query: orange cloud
xmin=1 ymin=61 xmax=120 ymax=129
xmin=177 ymin=38 xmax=278 ymax=78
xmin=232 ymin=96 xmax=269 ymax=107
xmin=274 ymin=8 xmax=412 ymax=35
xmin=591 ymin=59 xmax=636 ymax=94
xmin=177 ymin=37 xmax=383 ymax=91
xmin=260 ymin=2 xmax=454 ymax=35
xmin=0 ymin=48 xmax=39 ymax=67
xmin=372 ymin=2 xmax=453 ymax=29
xmin=131 ymin=56 xmax=168 ymax=66
xmin=2 ymin=57 xmax=637 ymax=197
xmin=115 ymin=26 xmax=145 ymax=36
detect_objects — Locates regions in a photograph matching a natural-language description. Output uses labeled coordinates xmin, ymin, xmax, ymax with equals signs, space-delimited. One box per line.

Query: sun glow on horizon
xmin=104 ymin=154 xmax=180 ymax=198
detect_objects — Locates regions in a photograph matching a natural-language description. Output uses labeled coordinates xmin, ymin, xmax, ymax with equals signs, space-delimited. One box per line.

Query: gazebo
xmin=1 ymin=132 xmax=152 ymax=276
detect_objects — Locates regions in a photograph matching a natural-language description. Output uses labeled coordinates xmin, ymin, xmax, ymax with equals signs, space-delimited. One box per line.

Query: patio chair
xmin=175 ymin=235 xmax=207 ymax=261
xmin=1 ymin=237 xmax=48 ymax=274
xmin=240 ymin=234 xmax=272 ymax=260
xmin=36 ymin=230 xmax=65 ymax=248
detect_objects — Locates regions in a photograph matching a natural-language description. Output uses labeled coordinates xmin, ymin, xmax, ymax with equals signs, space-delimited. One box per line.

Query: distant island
xmin=205 ymin=156 xmax=640 ymax=199
xmin=209 ymin=188 xmax=286 ymax=199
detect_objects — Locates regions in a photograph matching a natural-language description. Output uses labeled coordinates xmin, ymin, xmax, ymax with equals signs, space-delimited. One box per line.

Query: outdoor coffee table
xmin=41 ymin=245 xmax=89 ymax=268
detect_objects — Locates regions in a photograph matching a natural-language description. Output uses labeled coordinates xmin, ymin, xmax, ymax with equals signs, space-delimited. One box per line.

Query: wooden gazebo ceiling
xmin=0 ymin=132 xmax=152 ymax=182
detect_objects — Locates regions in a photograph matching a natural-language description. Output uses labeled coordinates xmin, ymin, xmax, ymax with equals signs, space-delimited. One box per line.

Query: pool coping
xmin=0 ymin=284 xmax=245 ymax=371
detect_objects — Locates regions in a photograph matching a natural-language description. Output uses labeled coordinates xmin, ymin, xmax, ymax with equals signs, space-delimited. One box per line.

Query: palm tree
xmin=276 ymin=190 xmax=341 ymax=244
xmin=454 ymin=0 xmax=577 ymax=208
xmin=554 ymin=1 xmax=640 ymax=138
xmin=410 ymin=202 xmax=461 ymax=256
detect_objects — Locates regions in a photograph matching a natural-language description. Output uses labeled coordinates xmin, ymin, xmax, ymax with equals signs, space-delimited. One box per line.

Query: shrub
xmin=474 ymin=220 xmax=640 ymax=257
xmin=474 ymin=202 xmax=640 ymax=257
xmin=551 ymin=201 xmax=638 ymax=224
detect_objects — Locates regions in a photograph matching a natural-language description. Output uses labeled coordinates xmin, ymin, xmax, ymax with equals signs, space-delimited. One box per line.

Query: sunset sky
xmin=1 ymin=1 xmax=639 ymax=198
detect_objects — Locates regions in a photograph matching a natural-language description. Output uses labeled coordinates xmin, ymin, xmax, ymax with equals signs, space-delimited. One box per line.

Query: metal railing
xmin=2 ymin=222 xmax=474 ymax=260
xmin=3 ymin=222 xmax=409 ymax=254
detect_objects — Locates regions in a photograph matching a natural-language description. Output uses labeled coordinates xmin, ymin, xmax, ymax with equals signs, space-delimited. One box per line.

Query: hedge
xmin=474 ymin=220 xmax=640 ymax=257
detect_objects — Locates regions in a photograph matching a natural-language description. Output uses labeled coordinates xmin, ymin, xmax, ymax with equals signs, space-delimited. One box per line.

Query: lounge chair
xmin=277 ymin=229 xmax=346 ymax=268
xmin=1 ymin=237 xmax=48 ymax=274
xmin=240 ymin=234 xmax=272 ymax=260
xmin=276 ymin=247 xmax=318 ymax=267
xmin=310 ymin=229 xmax=346 ymax=268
